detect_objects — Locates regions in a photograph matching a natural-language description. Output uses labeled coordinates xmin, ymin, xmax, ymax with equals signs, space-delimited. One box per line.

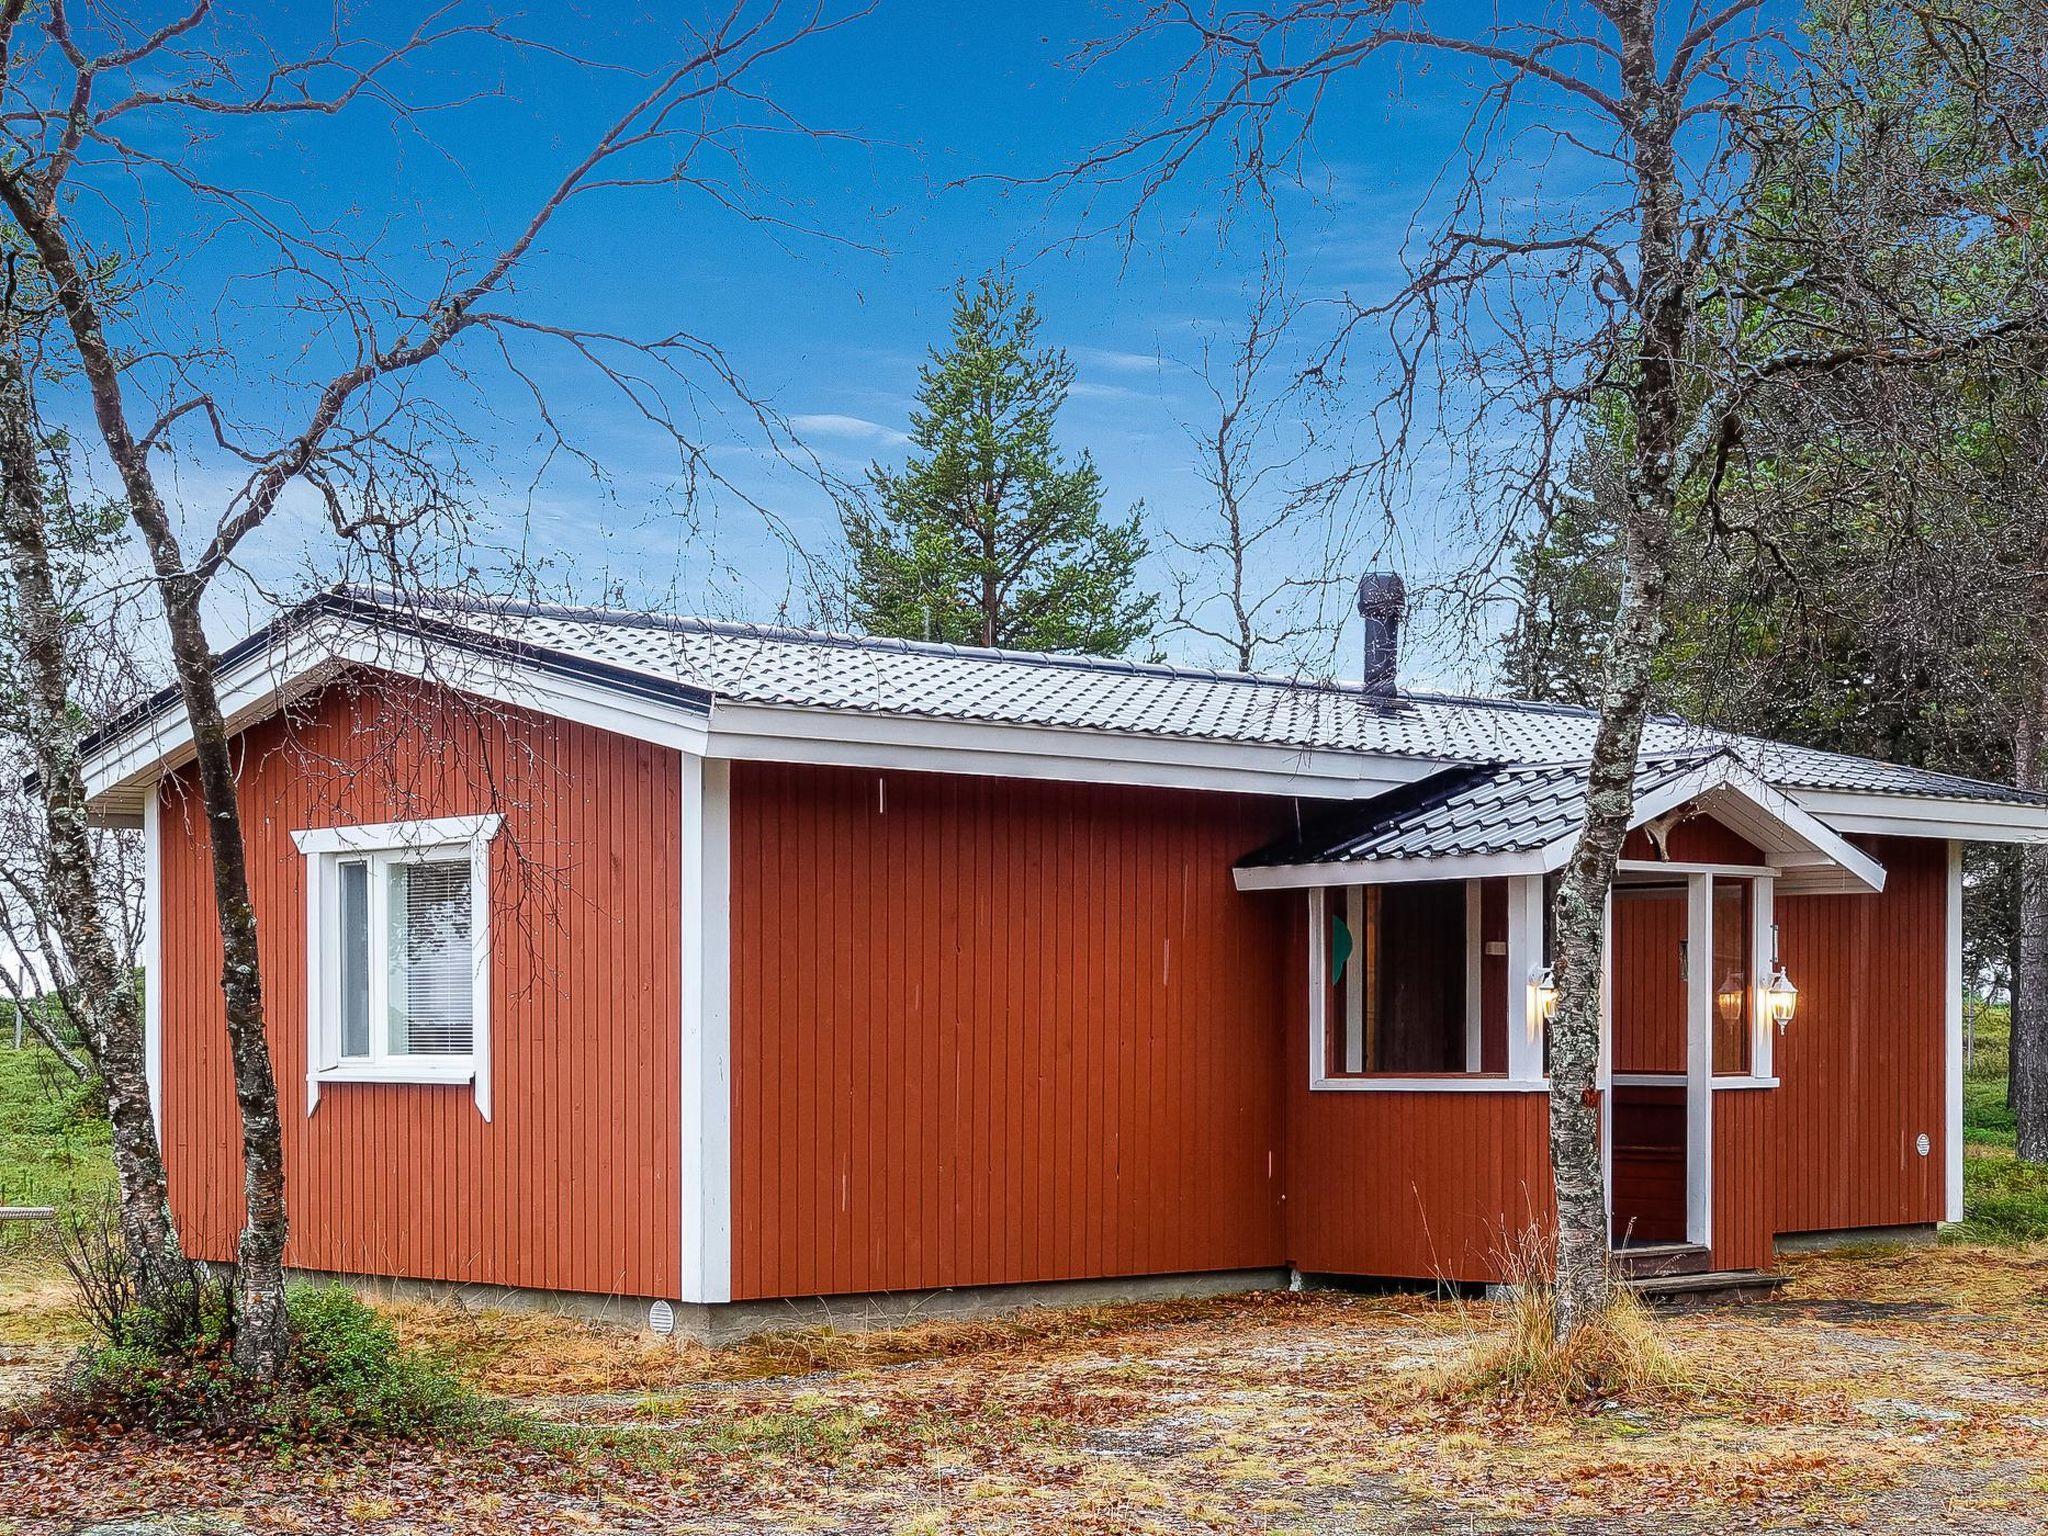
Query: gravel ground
xmin=4 ymin=1244 xmax=2048 ymax=1535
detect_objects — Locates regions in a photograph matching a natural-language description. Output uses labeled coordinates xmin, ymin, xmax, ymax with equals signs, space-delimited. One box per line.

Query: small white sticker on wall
xmin=1916 ymin=1133 xmax=1931 ymax=1157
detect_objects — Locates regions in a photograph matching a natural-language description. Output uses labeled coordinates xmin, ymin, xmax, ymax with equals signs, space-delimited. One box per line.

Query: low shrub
xmin=29 ymin=1208 xmax=497 ymax=1443
xmin=56 ymin=1280 xmax=496 ymax=1442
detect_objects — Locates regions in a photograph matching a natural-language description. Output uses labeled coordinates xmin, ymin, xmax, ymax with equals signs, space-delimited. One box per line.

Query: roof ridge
xmin=343 ymin=583 xmax=1665 ymax=724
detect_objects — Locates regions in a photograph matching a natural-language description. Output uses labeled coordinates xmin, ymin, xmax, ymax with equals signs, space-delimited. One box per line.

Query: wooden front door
xmin=1610 ymin=885 xmax=1689 ymax=1244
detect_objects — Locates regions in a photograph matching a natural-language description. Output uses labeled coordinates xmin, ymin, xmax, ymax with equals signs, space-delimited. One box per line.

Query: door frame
xmin=1604 ymin=865 xmax=1779 ymax=1252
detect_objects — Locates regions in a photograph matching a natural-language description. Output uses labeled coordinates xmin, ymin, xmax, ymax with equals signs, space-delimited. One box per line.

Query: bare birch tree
xmin=0 ymin=295 xmax=185 ymax=1293
xmin=1072 ymin=0 xmax=2048 ymax=1339
xmin=1165 ymin=262 xmax=1354 ymax=672
xmin=0 ymin=0 xmax=866 ymax=1376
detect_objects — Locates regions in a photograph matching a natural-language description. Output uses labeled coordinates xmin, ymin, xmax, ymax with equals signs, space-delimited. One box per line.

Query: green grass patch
xmin=1951 ymin=1148 xmax=2048 ymax=1246
xmin=1965 ymin=1078 xmax=2016 ymax=1150
xmin=0 ymin=1039 xmax=113 ymax=1214
xmin=1966 ymin=1003 xmax=2011 ymax=1083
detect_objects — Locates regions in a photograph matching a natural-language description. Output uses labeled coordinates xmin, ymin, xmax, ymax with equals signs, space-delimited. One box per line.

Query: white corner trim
xmin=295 ymin=814 xmax=500 ymax=1120
xmin=1945 ymin=840 xmax=1965 ymax=1224
xmin=141 ymin=790 xmax=164 ymax=1138
xmin=679 ymin=753 xmax=733 ymax=1304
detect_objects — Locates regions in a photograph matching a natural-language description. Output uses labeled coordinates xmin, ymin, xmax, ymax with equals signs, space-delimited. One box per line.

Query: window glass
xmin=338 ymin=859 xmax=371 ymax=1059
xmin=1324 ymin=881 xmax=1469 ymax=1076
xmin=1712 ymin=878 xmax=1751 ymax=1075
xmin=386 ymin=859 xmax=474 ymax=1057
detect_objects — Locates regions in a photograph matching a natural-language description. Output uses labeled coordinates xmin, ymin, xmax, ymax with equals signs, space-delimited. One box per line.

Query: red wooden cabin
xmin=80 ymin=584 xmax=2048 ymax=1337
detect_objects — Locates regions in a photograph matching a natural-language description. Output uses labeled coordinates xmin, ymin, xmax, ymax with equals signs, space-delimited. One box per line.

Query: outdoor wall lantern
xmin=1764 ymin=964 xmax=1799 ymax=1031
xmin=1762 ymin=923 xmax=1799 ymax=1031
xmin=1529 ymin=965 xmax=1560 ymax=1032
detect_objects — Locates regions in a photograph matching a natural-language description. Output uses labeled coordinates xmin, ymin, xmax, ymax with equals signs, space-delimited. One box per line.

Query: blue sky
xmin=84 ymin=0 xmax=1605 ymax=686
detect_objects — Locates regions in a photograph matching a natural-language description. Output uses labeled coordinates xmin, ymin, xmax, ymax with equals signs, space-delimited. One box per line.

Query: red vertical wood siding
xmin=1613 ymin=887 xmax=1687 ymax=1072
xmin=1711 ymin=1088 xmax=1778 ymax=1271
xmin=1622 ymin=814 xmax=1764 ymax=865
xmin=1287 ymin=1087 xmax=1554 ymax=1280
xmin=158 ymin=678 xmax=682 ymax=1298
xmin=726 ymin=763 xmax=1296 ymax=1301
xmin=1770 ymin=836 xmax=1948 ymax=1235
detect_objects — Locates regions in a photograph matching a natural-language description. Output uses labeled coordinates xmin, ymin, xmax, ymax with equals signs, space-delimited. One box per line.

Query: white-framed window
xmin=292 ymin=814 xmax=500 ymax=1118
xmin=1307 ymin=874 xmax=1550 ymax=1092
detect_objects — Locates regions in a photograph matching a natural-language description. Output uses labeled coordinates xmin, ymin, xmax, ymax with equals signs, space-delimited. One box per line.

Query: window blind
xmin=387 ymin=859 xmax=474 ymax=1055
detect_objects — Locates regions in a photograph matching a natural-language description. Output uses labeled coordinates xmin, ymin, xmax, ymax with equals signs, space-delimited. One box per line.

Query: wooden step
xmin=1612 ymin=1242 xmax=1713 ymax=1280
xmin=1627 ymin=1268 xmax=1787 ymax=1307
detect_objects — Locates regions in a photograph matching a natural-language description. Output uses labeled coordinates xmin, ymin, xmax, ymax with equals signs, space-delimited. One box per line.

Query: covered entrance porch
xmin=1236 ymin=747 xmax=1888 ymax=1282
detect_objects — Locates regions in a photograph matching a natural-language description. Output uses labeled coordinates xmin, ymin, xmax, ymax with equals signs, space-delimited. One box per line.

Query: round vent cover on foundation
xmin=648 ymin=1299 xmax=676 ymax=1336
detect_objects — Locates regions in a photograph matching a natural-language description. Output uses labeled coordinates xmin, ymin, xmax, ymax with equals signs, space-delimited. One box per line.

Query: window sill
xmin=1310 ymin=1076 xmax=1550 ymax=1093
xmin=1712 ymin=1076 xmax=1779 ymax=1090
xmin=315 ymin=1063 xmax=477 ymax=1087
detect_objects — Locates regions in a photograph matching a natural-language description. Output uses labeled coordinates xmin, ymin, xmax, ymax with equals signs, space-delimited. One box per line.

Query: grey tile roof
xmin=376 ymin=592 xmax=2039 ymax=809
xmin=1237 ymin=757 xmax=1720 ymax=868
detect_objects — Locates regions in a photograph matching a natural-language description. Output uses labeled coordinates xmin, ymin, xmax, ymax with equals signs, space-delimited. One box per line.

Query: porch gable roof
xmin=1232 ymin=749 xmax=1888 ymax=893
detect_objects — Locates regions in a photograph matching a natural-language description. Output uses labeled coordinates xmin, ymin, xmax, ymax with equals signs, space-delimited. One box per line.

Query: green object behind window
xmin=1330 ymin=912 xmax=1354 ymax=983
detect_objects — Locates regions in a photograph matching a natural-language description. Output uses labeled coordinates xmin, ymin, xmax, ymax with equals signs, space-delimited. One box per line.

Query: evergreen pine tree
xmin=842 ymin=276 xmax=1158 ymax=655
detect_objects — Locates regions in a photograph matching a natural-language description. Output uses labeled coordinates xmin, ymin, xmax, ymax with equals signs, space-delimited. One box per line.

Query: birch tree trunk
xmin=1543 ymin=1 xmax=1688 ymax=1338
xmin=0 ymin=334 xmax=189 ymax=1295
xmin=0 ymin=188 xmax=293 ymax=1377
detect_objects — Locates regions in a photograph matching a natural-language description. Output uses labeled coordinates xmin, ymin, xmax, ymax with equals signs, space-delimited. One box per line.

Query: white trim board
xmin=1792 ymin=789 xmax=2048 ymax=843
xmin=142 ymin=789 xmax=164 ymax=1142
xmin=678 ymin=754 xmax=733 ymax=1304
xmin=1945 ymin=841 xmax=1965 ymax=1225
xmin=84 ymin=618 xmax=711 ymax=817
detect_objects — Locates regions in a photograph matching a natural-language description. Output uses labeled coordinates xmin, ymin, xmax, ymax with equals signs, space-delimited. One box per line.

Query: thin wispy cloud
xmin=1073 ymin=345 xmax=1163 ymax=374
xmin=792 ymin=413 xmax=911 ymax=446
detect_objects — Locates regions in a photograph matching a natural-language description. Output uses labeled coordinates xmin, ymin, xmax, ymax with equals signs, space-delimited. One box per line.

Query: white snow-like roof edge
xmin=80 ymin=588 xmax=2048 ymax=844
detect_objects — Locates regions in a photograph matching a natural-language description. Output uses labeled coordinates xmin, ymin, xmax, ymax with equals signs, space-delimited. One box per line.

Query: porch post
xmin=1685 ymin=871 xmax=1714 ymax=1249
xmin=1504 ymin=874 xmax=1546 ymax=1082
xmin=1751 ymin=875 xmax=1777 ymax=1083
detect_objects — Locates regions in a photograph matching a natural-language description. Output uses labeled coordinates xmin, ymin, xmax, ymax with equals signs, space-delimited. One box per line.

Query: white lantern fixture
xmin=1762 ymin=923 xmax=1798 ymax=1031
xmin=1529 ymin=964 xmax=1560 ymax=1032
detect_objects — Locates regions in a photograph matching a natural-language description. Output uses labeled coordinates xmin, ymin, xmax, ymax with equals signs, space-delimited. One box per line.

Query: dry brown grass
xmin=0 ymin=1246 xmax=81 ymax=1346
xmin=384 ymin=1291 xmax=1279 ymax=1398
xmin=1433 ymin=1233 xmax=1691 ymax=1412
xmin=1449 ymin=1279 xmax=1690 ymax=1409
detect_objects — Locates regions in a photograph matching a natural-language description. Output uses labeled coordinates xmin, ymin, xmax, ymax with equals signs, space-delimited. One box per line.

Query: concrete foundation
xmin=1774 ymin=1223 xmax=1939 ymax=1255
xmin=292 ymin=1265 xmax=1292 ymax=1346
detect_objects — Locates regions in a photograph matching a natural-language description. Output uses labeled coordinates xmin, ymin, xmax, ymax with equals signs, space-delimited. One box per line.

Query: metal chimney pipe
xmin=1357 ymin=572 xmax=1405 ymax=696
